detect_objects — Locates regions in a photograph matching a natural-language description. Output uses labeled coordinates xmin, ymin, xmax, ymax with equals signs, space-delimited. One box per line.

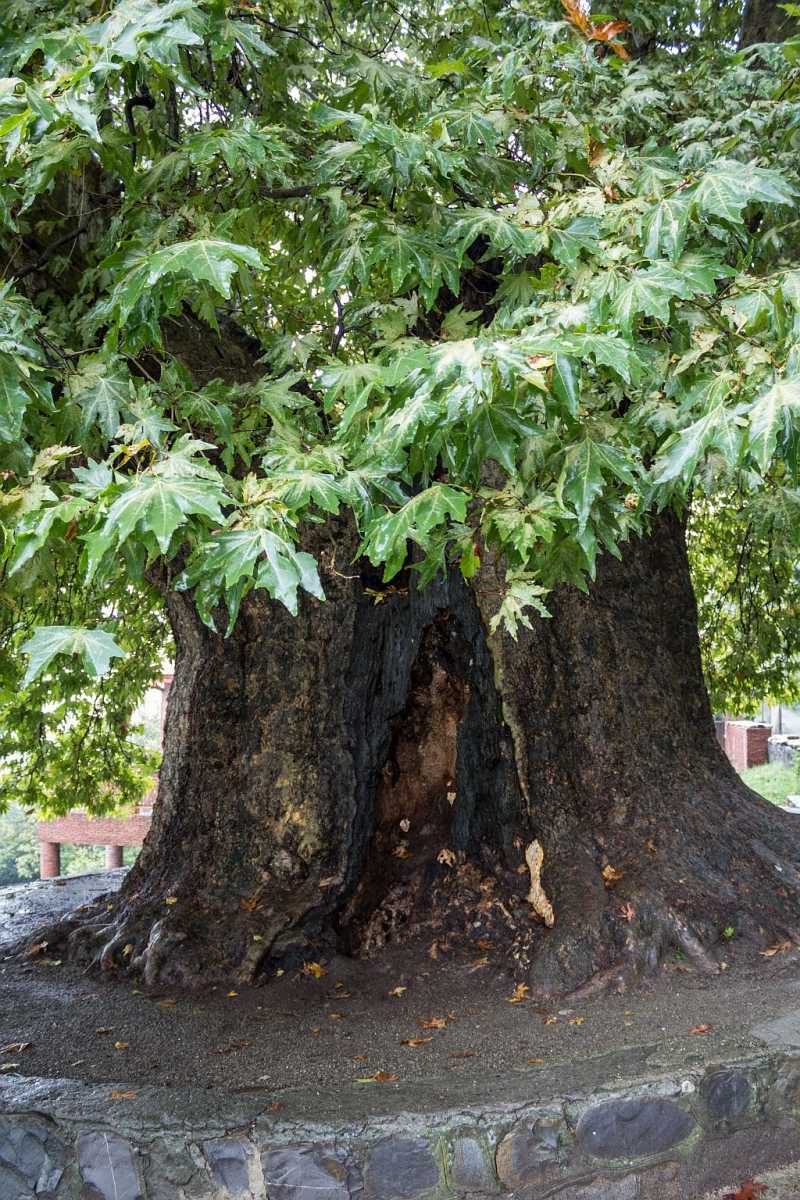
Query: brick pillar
xmin=40 ymin=841 xmax=61 ymax=879
xmin=105 ymin=845 xmax=124 ymax=869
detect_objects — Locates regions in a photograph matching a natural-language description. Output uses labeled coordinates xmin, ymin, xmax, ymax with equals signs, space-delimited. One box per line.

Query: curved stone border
xmin=4 ymin=1027 xmax=800 ymax=1200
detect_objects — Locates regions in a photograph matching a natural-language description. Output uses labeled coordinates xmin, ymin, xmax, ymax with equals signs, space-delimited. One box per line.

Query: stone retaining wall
xmin=3 ymin=1040 xmax=800 ymax=1200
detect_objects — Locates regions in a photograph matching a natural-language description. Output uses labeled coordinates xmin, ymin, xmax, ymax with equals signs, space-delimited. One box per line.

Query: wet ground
xmin=2 ymin=871 xmax=800 ymax=1111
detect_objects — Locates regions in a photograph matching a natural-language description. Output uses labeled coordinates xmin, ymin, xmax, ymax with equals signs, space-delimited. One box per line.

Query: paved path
xmin=0 ymin=869 xmax=126 ymax=949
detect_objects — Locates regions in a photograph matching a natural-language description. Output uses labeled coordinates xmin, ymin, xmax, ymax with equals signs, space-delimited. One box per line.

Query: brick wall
xmin=37 ymin=811 xmax=151 ymax=849
xmin=723 ymin=720 xmax=771 ymax=772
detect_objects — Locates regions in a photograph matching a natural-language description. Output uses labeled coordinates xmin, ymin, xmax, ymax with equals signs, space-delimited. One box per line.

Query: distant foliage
xmin=0 ymin=0 xmax=799 ymax=805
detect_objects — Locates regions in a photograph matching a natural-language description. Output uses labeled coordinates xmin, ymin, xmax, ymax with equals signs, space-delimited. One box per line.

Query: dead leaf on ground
xmin=310 ymin=1028 xmax=321 ymax=1036
xmin=302 ymin=961 xmax=327 ymax=979
xmin=393 ymin=843 xmax=410 ymax=859
xmin=164 ymin=896 xmax=178 ymax=906
xmin=388 ymin=986 xmax=407 ymax=997
xmin=469 ymin=955 xmax=489 ymax=971
xmin=239 ymin=892 xmax=263 ymax=912
xmin=110 ymin=1090 xmax=138 ymax=1101
xmin=156 ymin=998 xmax=177 ymax=1009
xmin=328 ymin=1012 xmax=345 ymax=1020
xmin=1 ymin=1042 xmax=31 ymax=1054
xmin=508 ymin=983 xmax=529 ymax=1004
xmin=227 ymin=991 xmax=238 ymax=998
xmin=400 ymin=1037 xmax=433 ymax=1047
xmin=113 ymin=1041 xmax=129 ymax=1050
xmin=122 ymin=944 xmax=133 ymax=957
xmin=95 ymin=1028 xmax=113 ymax=1036
xmin=418 ymin=1016 xmax=447 ymax=1029
xmin=357 ymin=1071 xmax=399 ymax=1083
xmin=450 ymin=1050 xmax=475 ymax=1058
xmin=437 ymin=848 xmax=456 ymax=867
xmin=352 ymin=1055 xmax=367 ymax=1062
xmin=689 ymin=1024 xmax=712 ymax=1035
xmin=0 ymin=1064 xmax=20 ymax=1072
xmin=527 ymin=1057 xmax=545 ymax=1065
xmin=618 ymin=902 xmax=636 ymax=923
xmin=544 ymin=1015 xmax=558 ymax=1025
xmin=602 ymin=865 xmax=624 ymax=887
xmin=569 ymin=1017 xmax=585 ymax=1026
xmin=722 ymin=1182 xmax=768 ymax=1200
xmin=25 ymin=942 xmax=48 ymax=957
xmin=760 ymin=940 xmax=792 ymax=957
xmin=644 ymin=839 xmax=657 ymax=855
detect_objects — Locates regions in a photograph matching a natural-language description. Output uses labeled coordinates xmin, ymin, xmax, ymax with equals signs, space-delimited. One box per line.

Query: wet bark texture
xmin=48 ymin=512 xmax=800 ymax=996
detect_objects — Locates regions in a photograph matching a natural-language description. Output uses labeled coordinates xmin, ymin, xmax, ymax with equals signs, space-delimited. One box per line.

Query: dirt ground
xmin=2 ymin=873 xmax=800 ymax=1103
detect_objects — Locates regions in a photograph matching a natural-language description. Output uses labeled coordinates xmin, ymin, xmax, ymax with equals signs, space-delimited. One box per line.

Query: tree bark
xmin=46 ymin=511 xmax=800 ymax=997
xmin=739 ymin=0 xmax=796 ymax=47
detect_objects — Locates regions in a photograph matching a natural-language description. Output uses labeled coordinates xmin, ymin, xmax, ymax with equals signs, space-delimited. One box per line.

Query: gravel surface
xmin=2 ymin=872 xmax=800 ymax=1105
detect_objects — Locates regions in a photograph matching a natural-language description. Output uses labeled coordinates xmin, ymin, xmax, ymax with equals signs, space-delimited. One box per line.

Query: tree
xmin=2 ymin=0 xmax=800 ymax=995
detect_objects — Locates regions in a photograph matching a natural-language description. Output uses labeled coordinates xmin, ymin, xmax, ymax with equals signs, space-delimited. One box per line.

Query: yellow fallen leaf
xmin=328 ymin=1012 xmax=345 ymax=1020
xmin=544 ymin=1015 xmax=557 ymax=1025
xmin=508 ymin=983 xmax=529 ymax=1004
xmin=156 ymin=998 xmax=177 ymax=1009
xmin=122 ymin=944 xmax=133 ymax=957
xmin=602 ymin=865 xmax=624 ymax=887
xmin=393 ymin=844 xmax=410 ymax=859
xmin=227 ymin=991 xmax=238 ymax=998
xmin=357 ymin=1071 xmax=399 ymax=1082
xmin=400 ymin=1037 xmax=433 ymax=1047
xmin=527 ymin=1057 xmax=545 ymax=1064
xmin=418 ymin=1016 xmax=446 ymax=1029
xmin=0 ymin=1064 xmax=19 ymax=1072
xmin=437 ymin=848 xmax=456 ymax=867
xmin=303 ymin=961 xmax=327 ymax=979
xmin=110 ymin=1089 xmax=138 ymax=1101
xmin=164 ymin=896 xmax=178 ymax=905
xmin=388 ymin=986 xmax=407 ymax=997
xmin=689 ymin=1023 xmax=712 ymax=1035
xmin=310 ymin=1027 xmax=321 ymax=1036
xmin=569 ymin=1017 xmax=585 ymax=1026
xmin=113 ymin=1041 xmax=129 ymax=1050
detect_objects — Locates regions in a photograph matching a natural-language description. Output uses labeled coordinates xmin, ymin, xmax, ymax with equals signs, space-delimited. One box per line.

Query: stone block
xmin=364 ymin=1138 xmax=439 ymax=1200
xmin=77 ymin=1132 xmax=143 ymax=1200
xmin=205 ymin=1137 xmax=261 ymax=1196
xmin=494 ymin=1114 xmax=567 ymax=1191
xmin=702 ymin=1070 xmax=752 ymax=1121
xmin=0 ymin=1117 xmax=69 ymax=1195
xmin=575 ymin=1098 xmax=694 ymax=1160
xmin=263 ymin=1146 xmax=362 ymax=1200
xmin=449 ymin=1137 xmax=497 ymax=1194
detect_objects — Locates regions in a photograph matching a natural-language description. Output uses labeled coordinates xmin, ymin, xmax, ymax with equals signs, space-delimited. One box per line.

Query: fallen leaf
xmin=689 ymin=1024 xmax=712 ymax=1035
xmin=393 ymin=843 xmax=410 ymax=859
xmin=352 ymin=1055 xmax=367 ymax=1062
xmin=388 ymin=986 xmax=407 ymax=997
xmin=544 ymin=1015 xmax=558 ymax=1025
xmin=569 ymin=1017 xmax=585 ymax=1026
xmin=722 ymin=1182 xmax=768 ymax=1200
xmin=0 ymin=1064 xmax=19 ymax=1072
xmin=239 ymin=892 xmax=262 ymax=912
xmin=110 ymin=1090 xmax=138 ymax=1101
xmin=328 ymin=1012 xmax=345 ymax=1020
xmin=428 ymin=942 xmax=439 ymax=961
xmin=357 ymin=1071 xmax=398 ymax=1083
xmin=760 ymin=940 xmax=792 ymax=957
xmin=469 ymin=956 xmax=489 ymax=971
xmin=508 ymin=983 xmax=530 ymax=1004
xmin=310 ymin=1028 xmax=322 ymax=1036
xmin=25 ymin=941 xmax=48 ymax=957
xmin=618 ymin=902 xmax=636 ymax=923
xmin=113 ymin=1041 xmax=129 ymax=1050
xmin=96 ymin=1028 xmax=114 ymax=1036
xmin=527 ymin=1057 xmax=545 ymax=1064
xmin=302 ymin=961 xmax=327 ymax=979
xmin=644 ymin=839 xmax=657 ymax=855
xmin=418 ymin=1016 xmax=447 ymax=1029
xmin=437 ymin=848 xmax=456 ymax=867
xmin=399 ymin=818 xmax=411 ymax=832
xmin=227 ymin=991 xmax=238 ymax=998
xmin=476 ymin=937 xmax=491 ymax=951
xmin=268 ymin=1102 xmax=284 ymax=1113
xmin=156 ymin=999 xmax=177 ymax=1009
xmin=401 ymin=1037 xmax=433 ymax=1046
xmin=0 ymin=1042 xmax=31 ymax=1054
xmin=602 ymin=865 xmax=624 ymax=887
xmin=164 ymin=896 xmax=178 ymax=905
xmin=122 ymin=943 xmax=133 ymax=957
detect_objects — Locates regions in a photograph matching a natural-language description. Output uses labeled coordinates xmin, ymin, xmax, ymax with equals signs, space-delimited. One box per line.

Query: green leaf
xmin=20 ymin=626 xmax=126 ymax=685
xmin=70 ymin=356 xmax=131 ymax=439
xmin=0 ymin=357 xmax=28 ymax=442
xmin=748 ymin=378 xmax=800 ymax=470
xmin=363 ymin=484 xmax=467 ymax=580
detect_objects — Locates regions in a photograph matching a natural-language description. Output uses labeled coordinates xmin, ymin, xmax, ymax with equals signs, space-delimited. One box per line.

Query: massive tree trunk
xmin=47 ymin=512 xmax=800 ymax=997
